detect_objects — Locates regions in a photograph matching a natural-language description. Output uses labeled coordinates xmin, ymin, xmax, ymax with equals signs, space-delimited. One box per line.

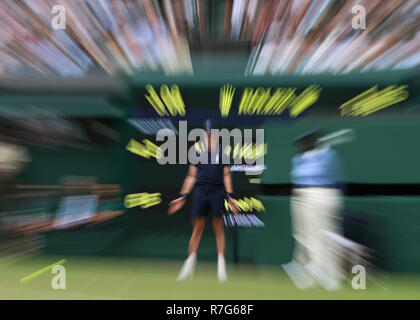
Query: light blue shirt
xmin=291 ymin=147 xmax=342 ymax=186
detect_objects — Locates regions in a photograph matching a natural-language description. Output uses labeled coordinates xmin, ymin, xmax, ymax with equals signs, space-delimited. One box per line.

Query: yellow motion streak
xmin=20 ymin=259 xmax=67 ymax=284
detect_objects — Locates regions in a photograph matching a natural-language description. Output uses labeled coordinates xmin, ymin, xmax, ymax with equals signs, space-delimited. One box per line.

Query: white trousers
xmin=290 ymin=187 xmax=344 ymax=285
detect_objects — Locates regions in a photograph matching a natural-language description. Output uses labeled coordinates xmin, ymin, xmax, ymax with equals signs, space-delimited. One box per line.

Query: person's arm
xmin=223 ymin=166 xmax=239 ymax=214
xmin=180 ymin=165 xmax=197 ymax=195
xmin=168 ymin=165 xmax=197 ymax=215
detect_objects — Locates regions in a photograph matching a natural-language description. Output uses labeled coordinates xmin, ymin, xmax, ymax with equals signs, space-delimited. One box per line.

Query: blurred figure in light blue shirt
xmin=284 ymin=130 xmax=344 ymax=291
xmin=291 ymin=143 xmax=343 ymax=188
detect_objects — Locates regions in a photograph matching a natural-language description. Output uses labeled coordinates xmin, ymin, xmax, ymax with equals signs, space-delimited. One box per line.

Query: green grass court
xmin=1 ymin=254 xmax=420 ymax=300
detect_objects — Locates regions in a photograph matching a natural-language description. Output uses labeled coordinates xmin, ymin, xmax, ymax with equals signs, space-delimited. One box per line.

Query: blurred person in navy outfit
xmin=168 ymin=119 xmax=238 ymax=282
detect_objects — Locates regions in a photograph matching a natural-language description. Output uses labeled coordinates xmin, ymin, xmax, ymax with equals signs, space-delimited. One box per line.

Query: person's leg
xmin=318 ymin=188 xmax=344 ymax=289
xmin=305 ymin=188 xmax=342 ymax=290
xmin=189 ymin=216 xmax=206 ymax=255
xmin=177 ymin=216 xmax=206 ymax=281
xmin=209 ymin=188 xmax=228 ymax=282
xmin=212 ymin=217 xmax=225 ymax=255
xmin=178 ymin=187 xmax=207 ymax=282
xmin=212 ymin=217 xmax=227 ymax=282
xmin=290 ymin=189 xmax=310 ymax=265
xmin=284 ymin=189 xmax=315 ymax=289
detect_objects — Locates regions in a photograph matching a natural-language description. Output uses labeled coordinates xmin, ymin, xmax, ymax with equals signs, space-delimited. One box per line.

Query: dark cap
xmin=292 ymin=128 xmax=321 ymax=144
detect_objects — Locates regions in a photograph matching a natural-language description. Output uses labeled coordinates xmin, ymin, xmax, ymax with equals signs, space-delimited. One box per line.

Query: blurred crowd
xmin=247 ymin=0 xmax=420 ymax=75
xmin=0 ymin=0 xmax=419 ymax=78
xmin=0 ymin=0 xmax=194 ymax=77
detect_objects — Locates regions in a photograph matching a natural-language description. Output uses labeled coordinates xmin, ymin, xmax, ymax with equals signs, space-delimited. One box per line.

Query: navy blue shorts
xmin=191 ymin=185 xmax=226 ymax=218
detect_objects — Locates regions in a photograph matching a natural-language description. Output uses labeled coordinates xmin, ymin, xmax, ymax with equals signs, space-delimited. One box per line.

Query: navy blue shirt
xmin=195 ymin=148 xmax=226 ymax=186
